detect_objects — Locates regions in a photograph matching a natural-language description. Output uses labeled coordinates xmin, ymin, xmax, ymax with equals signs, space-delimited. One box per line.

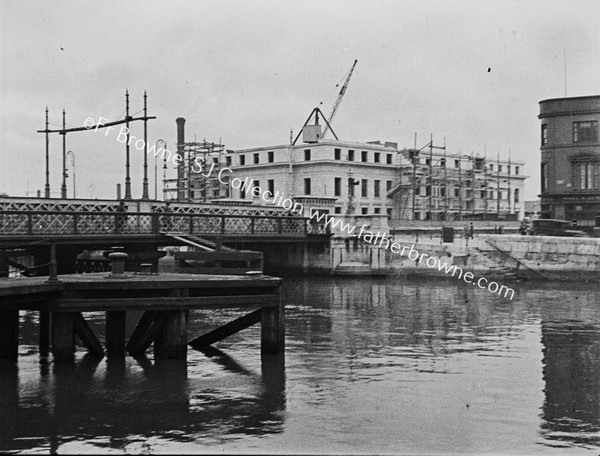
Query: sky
xmin=1 ymin=0 xmax=599 ymax=201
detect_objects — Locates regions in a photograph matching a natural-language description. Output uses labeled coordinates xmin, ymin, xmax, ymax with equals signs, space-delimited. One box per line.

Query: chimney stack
xmin=176 ymin=117 xmax=186 ymax=201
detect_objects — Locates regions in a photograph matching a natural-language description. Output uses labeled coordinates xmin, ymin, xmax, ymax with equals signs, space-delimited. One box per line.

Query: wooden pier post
xmin=52 ymin=312 xmax=75 ymax=362
xmin=261 ymin=287 xmax=285 ymax=354
xmin=106 ymin=311 xmax=126 ymax=355
xmin=154 ymin=311 xmax=189 ymax=359
xmin=0 ymin=310 xmax=19 ymax=358
xmin=39 ymin=311 xmax=52 ymax=355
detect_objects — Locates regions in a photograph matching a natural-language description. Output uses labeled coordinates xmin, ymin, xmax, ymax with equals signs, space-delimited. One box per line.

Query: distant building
xmin=169 ymin=117 xmax=526 ymax=221
xmin=539 ymin=95 xmax=600 ymax=224
xmin=524 ymin=200 xmax=541 ymax=218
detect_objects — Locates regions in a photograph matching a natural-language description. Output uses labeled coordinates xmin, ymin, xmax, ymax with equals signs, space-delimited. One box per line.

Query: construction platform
xmin=0 ymin=270 xmax=284 ymax=363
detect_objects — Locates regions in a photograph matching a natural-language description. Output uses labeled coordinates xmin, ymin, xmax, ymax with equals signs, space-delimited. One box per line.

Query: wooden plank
xmin=127 ymin=311 xmax=169 ymax=355
xmin=73 ymin=313 xmax=105 ymax=357
xmin=52 ymin=295 xmax=279 ymax=311
xmin=0 ymin=310 xmax=19 ymax=358
xmin=188 ymin=309 xmax=262 ymax=349
xmin=106 ymin=311 xmax=126 ymax=355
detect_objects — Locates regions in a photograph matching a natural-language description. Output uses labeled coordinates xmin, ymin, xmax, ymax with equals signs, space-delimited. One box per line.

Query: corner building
xmin=540 ymin=95 xmax=600 ymax=224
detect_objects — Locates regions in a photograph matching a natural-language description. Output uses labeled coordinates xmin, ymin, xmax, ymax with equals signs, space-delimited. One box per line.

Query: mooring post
xmin=106 ymin=311 xmax=126 ymax=356
xmin=0 ymin=310 xmax=19 ymax=358
xmin=47 ymin=243 xmax=59 ymax=282
xmin=154 ymin=310 xmax=189 ymax=360
xmin=39 ymin=311 xmax=52 ymax=355
xmin=52 ymin=312 xmax=75 ymax=362
xmin=261 ymin=286 xmax=285 ymax=354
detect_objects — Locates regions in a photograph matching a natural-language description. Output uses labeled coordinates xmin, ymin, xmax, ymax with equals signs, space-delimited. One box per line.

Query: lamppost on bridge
xmin=61 ymin=109 xmax=67 ymax=199
xmin=67 ymin=150 xmax=75 ymax=198
xmin=155 ymin=139 xmax=166 ymax=201
xmin=142 ymin=91 xmax=150 ymax=200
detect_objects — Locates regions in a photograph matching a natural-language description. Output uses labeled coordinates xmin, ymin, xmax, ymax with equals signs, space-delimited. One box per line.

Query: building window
xmin=252 ymin=180 xmax=260 ymax=198
xmin=268 ymin=179 xmax=274 ymax=197
xmin=573 ymin=121 xmax=598 ymax=144
xmin=425 ymin=185 xmax=432 ymax=197
xmin=239 ymin=155 xmax=246 ymax=166
xmin=374 ymin=180 xmax=380 ymax=198
xmin=361 ymin=179 xmax=368 ymax=197
xmin=334 ymin=148 xmax=341 ymax=160
xmin=489 ymin=190 xmax=494 ymax=199
xmin=506 ymin=165 xmax=510 ymax=175
xmin=348 ymin=178 xmax=356 ymax=197
xmin=415 ymin=186 xmax=421 ymax=196
xmin=304 ymin=149 xmax=311 ymax=161
xmin=361 ymin=207 xmax=368 ymax=215
xmin=515 ymin=166 xmax=519 ymax=175
xmin=374 ymin=152 xmax=380 ymax=163
xmin=387 ymin=154 xmax=393 ymax=165
xmin=268 ymin=151 xmax=274 ymax=163
xmin=541 ymin=124 xmax=548 ymax=146
xmin=253 ymin=153 xmax=259 ymax=164
xmin=414 ymin=212 xmax=421 ymax=221
xmin=454 ymin=159 xmax=460 ymax=169
xmin=480 ymin=190 xmax=486 ymax=198
xmin=454 ymin=188 xmax=459 ymax=197
xmin=348 ymin=150 xmax=355 ymax=161
xmin=386 ymin=180 xmax=392 ymax=192
xmin=334 ymin=177 xmax=342 ymax=196
xmin=573 ymin=161 xmax=599 ymax=190
xmin=490 ymin=164 xmax=494 ymax=172
xmin=334 ymin=207 xmax=342 ymax=214
xmin=541 ymin=163 xmax=548 ymax=192
xmin=374 ymin=207 xmax=381 ymax=214
xmin=425 ymin=158 xmax=431 ymax=166
xmin=498 ymin=165 xmax=503 ymax=173
xmin=361 ymin=151 xmax=368 ymax=162
xmin=304 ymin=178 xmax=311 ymax=195
xmin=387 ymin=208 xmax=393 ymax=218
xmin=440 ymin=186 xmax=446 ymax=197
xmin=240 ymin=186 xmax=246 ymax=199
xmin=225 ymin=155 xmax=232 ymax=166
xmin=514 ymin=188 xmax=519 ymax=203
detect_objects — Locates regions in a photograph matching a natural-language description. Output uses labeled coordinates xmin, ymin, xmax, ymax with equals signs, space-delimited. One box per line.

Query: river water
xmin=1 ymin=276 xmax=599 ymax=454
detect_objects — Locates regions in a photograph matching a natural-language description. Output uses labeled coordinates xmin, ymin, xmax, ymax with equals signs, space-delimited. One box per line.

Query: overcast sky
xmin=1 ymin=0 xmax=599 ymax=201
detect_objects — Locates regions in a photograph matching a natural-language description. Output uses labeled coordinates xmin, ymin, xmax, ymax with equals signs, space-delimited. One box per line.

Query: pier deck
xmin=0 ymin=272 xmax=284 ymax=362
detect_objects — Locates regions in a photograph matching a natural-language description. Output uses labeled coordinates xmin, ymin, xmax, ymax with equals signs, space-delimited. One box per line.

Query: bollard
xmin=107 ymin=252 xmax=128 ymax=278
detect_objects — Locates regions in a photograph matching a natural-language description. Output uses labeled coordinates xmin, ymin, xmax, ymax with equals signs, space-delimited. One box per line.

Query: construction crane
xmin=321 ymin=59 xmax=358 ymax=139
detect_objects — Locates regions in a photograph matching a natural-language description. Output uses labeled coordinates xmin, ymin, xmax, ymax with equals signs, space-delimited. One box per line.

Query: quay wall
xmin=260 ymin=235 xmax=600 ymax=280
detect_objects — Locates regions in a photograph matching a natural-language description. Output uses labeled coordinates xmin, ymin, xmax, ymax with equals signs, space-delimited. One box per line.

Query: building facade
xmin=539 ymin=95 xmax=600 ymax=224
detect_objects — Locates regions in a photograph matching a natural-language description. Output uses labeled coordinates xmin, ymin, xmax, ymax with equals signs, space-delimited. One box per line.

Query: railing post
xmin=251 ymin=217 xmax=255 ymax=234
xmin=73 ymin=213 xmax=78 ymax=235
xmin=28 ymin=213 xmax=33 ymax=235
xmin=189 ymin=214 xmax=194 ymax=234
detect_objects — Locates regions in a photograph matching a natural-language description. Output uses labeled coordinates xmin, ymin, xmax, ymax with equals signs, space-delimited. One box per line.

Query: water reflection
xmin=541 ymin=307 xmax=600 ymax=448
xmin=0 ymin=347 xmax=285 ymax=453
xmin=3 ymin=277 xmax=600 ymax=453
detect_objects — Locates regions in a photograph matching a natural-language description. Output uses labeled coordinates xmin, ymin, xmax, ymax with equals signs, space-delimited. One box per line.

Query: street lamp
xmin=67 ymin=150 xmax=75 ymax=198
xmin=155 ymin=139 xmax=166 ymax=200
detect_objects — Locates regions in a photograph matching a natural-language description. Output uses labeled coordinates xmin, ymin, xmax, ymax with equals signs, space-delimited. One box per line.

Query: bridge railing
xmin=0 ymin=210 xmax=329 ymax=237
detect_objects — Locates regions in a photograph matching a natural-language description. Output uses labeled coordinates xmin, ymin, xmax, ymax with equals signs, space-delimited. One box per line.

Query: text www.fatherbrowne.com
xmin=85 ymin=118 xmax=515 ymax=300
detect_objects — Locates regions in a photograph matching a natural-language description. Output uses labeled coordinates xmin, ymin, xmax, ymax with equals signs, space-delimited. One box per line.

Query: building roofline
xmin=539 ymin=95 xmax=600 ymax=104
xmin=232 ymin=139 xmax=399 ymax=153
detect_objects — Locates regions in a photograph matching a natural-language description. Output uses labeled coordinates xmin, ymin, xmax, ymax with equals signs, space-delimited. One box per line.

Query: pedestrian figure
xmin=469 ymin=222 xmax=474 ymax=239
xmin=115 ymin=201 xmax=127 ymax=234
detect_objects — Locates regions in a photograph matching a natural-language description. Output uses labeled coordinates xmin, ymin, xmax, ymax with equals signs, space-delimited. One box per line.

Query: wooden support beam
xmin=0 ymin=310 xmax=19 ymax=358
xmin=39 ymin=311 xmax=51 ymax=355
xmin=261 ymin=286 xmax=285 ymax=354
xmin=73 ymin=313 xmax=104 ymax=357
xmin=106 ymin=311 xmax=126 ymax=356
xmin=189 ymin=309 xmax=262 ymax=349
xmin=52 ymin=312 xmax=75 ymax=362
xmin=154 ymin=310 xmax=189 ymax=359
xmin=126 ymin=311 xmax=168 ymax=355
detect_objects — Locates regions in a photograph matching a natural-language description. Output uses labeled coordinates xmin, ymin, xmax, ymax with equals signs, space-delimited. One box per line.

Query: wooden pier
xmin=0 ymin=269 xmax=284 ymax=363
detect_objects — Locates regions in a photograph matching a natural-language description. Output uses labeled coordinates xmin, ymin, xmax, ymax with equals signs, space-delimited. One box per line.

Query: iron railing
xmin=0 ymin=210 xmax=329 ymax=237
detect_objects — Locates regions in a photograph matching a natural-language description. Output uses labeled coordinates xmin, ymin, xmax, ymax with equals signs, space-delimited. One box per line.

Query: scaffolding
xmin=163 ymin=139 xmax=227 ymax=202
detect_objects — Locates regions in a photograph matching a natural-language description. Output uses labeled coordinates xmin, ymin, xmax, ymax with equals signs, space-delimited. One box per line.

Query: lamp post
xmin=67 ymin=150 xmax=75 ymax=198
xmin=155 ymin=139 xmax=166 ymax=200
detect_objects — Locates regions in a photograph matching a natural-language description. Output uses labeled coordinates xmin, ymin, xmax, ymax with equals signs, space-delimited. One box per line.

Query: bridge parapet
xmin=0 ymin=209 xmax=328 ymax=239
